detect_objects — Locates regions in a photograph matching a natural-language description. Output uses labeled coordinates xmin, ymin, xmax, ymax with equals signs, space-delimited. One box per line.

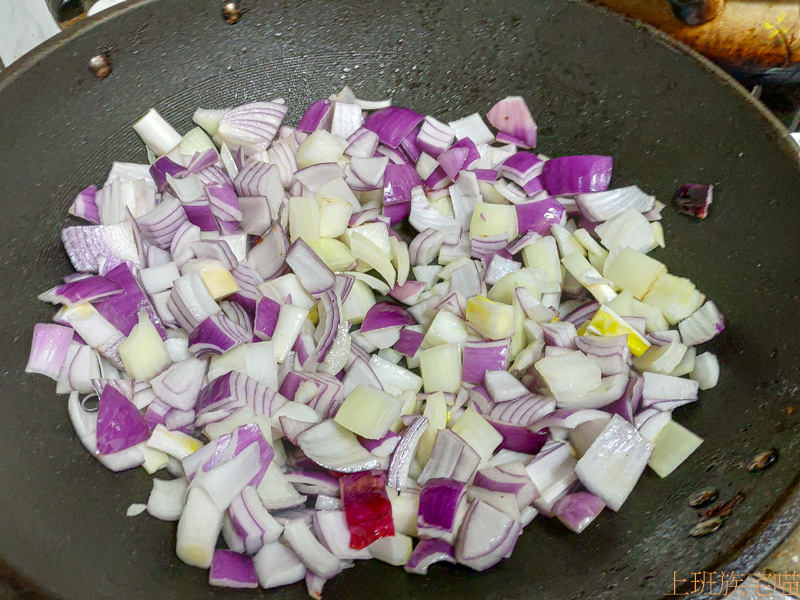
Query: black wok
xmin=0 ymin=1 xmax=798 ymax=598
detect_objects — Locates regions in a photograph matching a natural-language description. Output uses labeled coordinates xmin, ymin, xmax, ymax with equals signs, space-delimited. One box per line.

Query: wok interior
xmin=0 ymin=1 xmax=798 ymax=598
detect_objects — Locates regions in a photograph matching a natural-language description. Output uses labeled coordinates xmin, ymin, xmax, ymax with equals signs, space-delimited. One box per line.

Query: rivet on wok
xmin=688 ymin=487 xmax=719 ymax=508
xmin=690 ymin=517 xmax=724 ymax=537
xmin=222 ymin=3 xmax=241 ymax=24
xmin=89 ymin=54 xmax=112 ymax=79
xmin=748 ymin=448 xmax=779 ymax=472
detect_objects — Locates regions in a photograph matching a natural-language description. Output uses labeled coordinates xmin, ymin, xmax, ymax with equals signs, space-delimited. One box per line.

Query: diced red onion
xmin=248 ymin=225 xmax=289 ymax=281
xmin=541 ymin=155 xmax=613 ymax=195
xmin=575 ymin=185 xmax=655 ymax=222
xmin=574 ymin=415 xmax=652 ymax=511
xmin=404 ymin=539 xmax=456 ymax=575
xmin=486 ymin=97 xmax=537 ymax=148
xmin=26 ymin=323 xmax=74 ymax=380
xmin=418 ymin=429 xmax=480 ymax=485
xmin=678 ymin=301 xmax=725 ymax=346
xmin=674 ymin=183 xmax=713 ymax=219
xmin=69 ymin=185 xmax=101 ymax=224
xmin=387 ymin=416 xmax=429 ymax=490
xmin=297 ymin=99 xmax=332 ymax=133
xmin=365 ymin=107 xmax=425 ymax=148
xmin=454 ymin=500 xmax=521 ymax=571
xmin=286 ymin=238 xmax=335 ymax=296
xmin=96 ymin=384 xmax=151 ymax=455
xmin=553 ymin=492 xmax=605 ymax=534
xmin=417 ymin=479 xmax=467 ymax=544
xmin=209 ymin=550 xmax=258 ymax=589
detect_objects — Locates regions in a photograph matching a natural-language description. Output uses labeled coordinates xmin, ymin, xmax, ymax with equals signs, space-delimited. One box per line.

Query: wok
xmin=0 ymin=1 xmax=798 ymax=599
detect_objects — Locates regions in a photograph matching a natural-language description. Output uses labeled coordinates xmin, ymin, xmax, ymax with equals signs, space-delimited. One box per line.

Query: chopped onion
xmin=574 ymin=415 xmax=653 ymax=511
xmin=30 ymin=91 xmax=726 ymax=593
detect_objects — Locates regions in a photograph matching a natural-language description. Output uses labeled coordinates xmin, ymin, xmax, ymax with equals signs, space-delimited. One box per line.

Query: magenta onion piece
xmin=150 ymin=357 xmax=207 ymax=411
xmin=188 ymin=314 xmax=250 ymax=358
xmin=541 ymin=321 xmax=578 ymax=349
xmin=184 ymin=422 xmax=273 ymax=486
xmin=417 ymin=478 xmax=467 ymax=544
xmin=248 ymin=225 xmax=289 ymax=281
xmin=137 ymin=198 xmax=189 ymax=250
xmin=404 ymin=539 xmax=456 ymax=575
xmin=206 ymin=182 xmax=243 ymax=223
xmin=553 ymin=492 xmax=606 ymax=534
xmin=473 ymin=462 xmax=538 ymax=509
xmin=451 ymin=137 xmax=480 ymax=169
xmin=416 ymin=117 xmax=454 ymax=158
xmin=297 ymin=99 xmax=332 ymax=133
xmin=437 ymin=146 xmax=469 ymax=181
xmin=486 ymin=96 xmax=537 ymax=148
xmin=361 ymin=302 xmax=416 ymax=333
xmin=284 ymin=470 xmax=341 ymax=496
xmin=183 ymin=199 xmax=219 ymax=231
xmin=229 ymin=264 xmax=264 ymax=314
xmin=195 ymin=371 xmax=287 ymax=425
xmin=515 ymin=198 xmax=567 ymax=235
xmin=359 ymin=430 xmax=401 ymax=458
xmin=345 ymin=127 xmax=380 ymax=159
xmin=61 ymin=224 xmax=141 ymax=273
xmin=394 ymin=328 xmax=424 ymax=357
xmin=486 ymin=418 xmax=548 ymax=454
xmin=530 ymin=408 xmax=611 ymax=432
xmin=314 ymin=291 xmax=340 ymax=363
xmin=364 ymin=107 xmax=425 ymax=148
xmin=96 ymin=385 xmax=151 ymax=455
xmin=462 ymin=340 xmax=510 ymax=385
xmin=45 ymin=275 xmax=122 ymax=306
xmin=209 ymin=550 xmax=259 ymax=589
xmin=279 ymin=416 xmax=316 ymax=445
xmin=69 ymin=185 xmax=101 ymax=224
xmin=542 ymin=155 xmax=613 ymax=195
xmin=254 ymin=296 xmax=281 ymax=340
xmin=27 ymin=323 xmax=74 ymax=380
xmin=95 ymin=263 xmax=166 ymax=339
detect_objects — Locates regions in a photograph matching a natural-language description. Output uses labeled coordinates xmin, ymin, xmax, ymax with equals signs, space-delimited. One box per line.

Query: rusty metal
xmin=591 ymin=0 xmax=800 ymax=83
xmin=669 ymin=0 xmax=725 ymax=25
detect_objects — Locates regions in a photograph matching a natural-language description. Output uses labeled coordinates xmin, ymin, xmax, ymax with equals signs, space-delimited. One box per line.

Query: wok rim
xmin=0 ymin=2 xmax=798 ymax=598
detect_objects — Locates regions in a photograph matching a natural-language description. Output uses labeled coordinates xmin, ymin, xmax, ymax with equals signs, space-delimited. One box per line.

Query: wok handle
xmin=666 ymin=0 xmax=725 ymax=25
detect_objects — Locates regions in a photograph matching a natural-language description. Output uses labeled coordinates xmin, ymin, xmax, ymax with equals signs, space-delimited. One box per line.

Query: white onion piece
xmin=176 ymin=488 xmax=224 ymax=568
xmin=574 ymin=415 xmax=653 ymax=511
xmin=283 ymin=519 xmax=342 ymax=580
xmin=254 ymin=542 xmax=307 ymax=589
xmin=296 ymin=420 xmax=381 ymax=473
xmin=648 ymin=420 xmax=703 ymax=478
xmin=147 ymin=477 xmax=188 ymax=521
xmin=367 ymin=534 xmax=413 ymax=566
xmin=690 ymin=352 xmax=719 ymax=390
xmin=455 ymin=500 xmax=521 ymax=571
xmin=134 ymin=108 xmax=182 ymax=155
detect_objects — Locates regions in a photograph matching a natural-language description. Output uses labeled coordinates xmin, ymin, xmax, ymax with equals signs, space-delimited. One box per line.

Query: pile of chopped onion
xmin=27 ymin=86 xmax=724 ymax=595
